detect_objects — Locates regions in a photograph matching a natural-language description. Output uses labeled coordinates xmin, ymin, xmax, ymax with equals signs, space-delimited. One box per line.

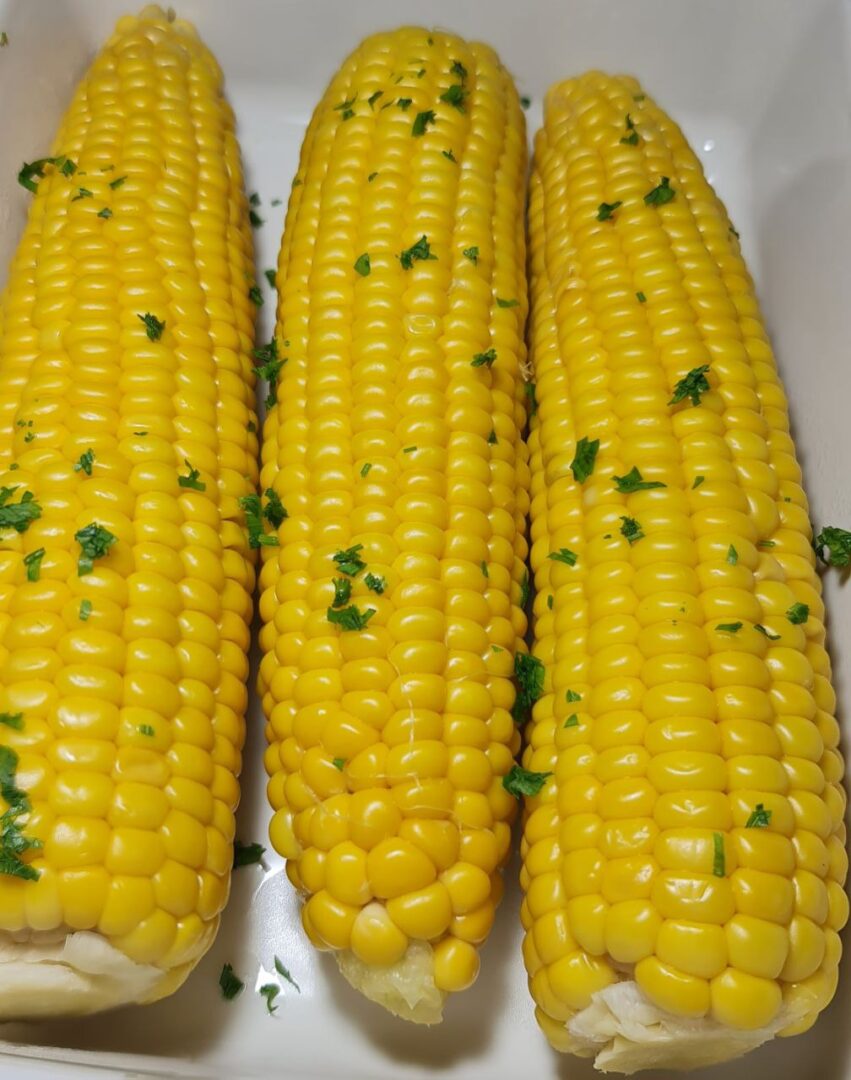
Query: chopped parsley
xmin=462 ymin=246 xmax=478 ymax=264
xmin=525 ymin=382 xmax=537 ymax=416
xmin=440 ymin=83 xmax=467 ymax=111
xmin=233 ymin=841 xmax=266 ymax=868
xmin=274 ymin=956 xmax=300 ymax=993
xmin=0 ymin=714 xmax=22 ymax=731
xmin=367 ymin=171 xmax=378 ymax=182
xmin=0 ymin=745 xmax=42 ymax=880
xmin=368 ymin=90 xmax=383 ymax=109
xmin=354 ymin=253 xmax=371 ymax=277
xmin=249 ymin=209 xmax=264 ymax=227
xmin=636 ymin=291 xmax=646 ymax=303
xmin=360 ymin=463 xmax=372 ymax=477
xmin=138 ymin=312 xmax=165 ymax=341
xmin=597 ymin=200 xmax=622 ymax=222
xmin=669 ymin=364 xmax=711 ymax=407
xmin=480 ymin=560 xmax=489 ymax=578
xmin=23 ymin=548 xmax=45 ymax=582
xmin=564 ymin=713 xmax=579 ymax=728
xmin=755 ymin=624 xmax=781 ymax=641
xmin=17 ymin=156 xmax=77 ymax=193
xmin=219 ymin=963 xmax=244 ymax=1000
xmin=178 ymin=459 xmax=205 ymax=491
xmin=547 ymin=594 xmax=553 ymax=609
xmin=442 ymin=149 xmax=457 ymax=162
xmin=570 ymin=436 xmax=599 ymax=483
xmin=263 ymin=488 xmax=287 ymax=528
xmin=814 ymin=526 xmax=851 ymax=567
xmin=692 ymin=475 xmax=705 ymax=489
xmin=109 ymin=175 xmax=126 ymax=189
xmin=717 ymin=622 xmax=743 ymax=634
xmin=549 ymin=548 xmax=578 ymax=566
xmin=252 ymin=338 xmax=285 ymax=408
xmin=451 ymin=60 xmax=468 ymax=80
xmin=249 ymin=192 xmax=261 ymax=206
xmin=412 ymin=110 xmax=436 ymax=136
xmin=75 ymin=523 xmax=117 ymax=575
xmin=138 ymin=724 xmax=155 ymax=737
xmin=397 ymin=98 xmax=412 ymax=111
xmin=497 ymin=297 xmax=519 ymax=309
xmin=332 ymin=577 xmax=352 ymax=608
xmin=332 ymin=758 xmax=346 ymax=771
xmin=503 ymin=764 xmax=552 ymax=798
xmin=758 ymin=539 xmax=776 ymax=549
xmin=265 ymin=269 xmax=276 ymax=288
xmin=403 ymin=445 xmax=416 ymax=454
xmin=729 ymin=224 xmax=740 ymax=239
xmin=613 ymin=466 xmax=666 ymax=494
xmin=644 ymin=176 xmax=675 ymax=206
xmin=746 ymin=804 xmax=772 ymax=829
xmin=71 ymin=187 xmax=93 ymax=201
xmin=727 ymin=545 xmax=738 ymax=565
xmin=471 ymin=348 xmax=496 ymax=368
xmin=239 ymin=494 xmax=280 ymax=549
xmin=520 ymin=95 xmax=531 ymax=109
xmin=74 ymin=449 xmax=95 ymax=476
xmin=259 ymin=984 xmax=280 ymax=1014
xmin=333 ymin=544 xmax=366 ymax=576
xmin=787 ymin=602 xmax=809 ymax=625
xmin=364 ymin=572 xmax=385 ymax=594
xmin=520 ymin=569 xmax=531 ymax=609
xmin=97 ymin=207 xmax=112 ymax=219
xmin=567 ymin=689 xmax=582 ymax=703
xmin=620 ymin=516 xmax=644 ymax=544
xmin=399 ymin=235 xmax=435 ymax=269
xmin=334 ymin=96 xmax=356 ymax=112
xmin=249 ymin=284 xmax=263 ymax=306
xmin=0 ymin=487 xmax=42 ymax=534
xmin=79 ymin=599 xmax=92 ymax=621
xmin=512 ymin=652 xmax=545 ymax=725
xmin=620 ymin=114 xmax=639 ymax=145
xmin=712 ymin=833 xmax=725 ymax=877
xmin=327 ymin=604 xmax=375 ymax=631
xmin=487 ymin=430 xmax=497 ymax=445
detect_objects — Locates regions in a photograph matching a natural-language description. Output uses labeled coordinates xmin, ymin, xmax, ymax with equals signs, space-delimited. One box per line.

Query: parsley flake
xmin=252 ymin=338 xmax=285 ymax=408
xmin=755 ymin=624 xmax=781 ymax=641
xmin=712 ymin=832 xmax=726 ymax=877
xmin=442 ymin=149 xmax=457 ymax=162
xmin=259 ymin=984 xmax=280 ymax=1014
xmin=512 ymin=652 xmax=545 ymax=725
xmin=692 ymin=475 xmax=705 ymax=489
xmin=333 ymin=544 xmax=366 ymax=576
xmin=497 ymin=297 xmax=519 ymax=308
xmin=620 ymin=516 xmax=644 ymax=544
xmin=74 ymin=449 xmax=95 ymax=476
xmin=571 ymin=437 xmax=599 ymax=483
xmin=745 ymin=804 xmax=772 ymax=829
xmin=354 ymin=253 xmax=371 ymax=277
xmin=440 ymin=83 xmax=467 ymax=111
xmin=274 ymin=956 xmax=300 ymax=993
xmin=399 ymin=235 xmax=435 ymax=269
xmin=567 ymin=689 xmax=582 ymax=703
xmin=368 ymin=90 xmax=383 ymax=109
xmin=233 ymin=841 xmax=266 ymax=868
xmin=239 ymin=494 xmax=279 ymax=549
xmin=412 ymin=110 xmax=436 ymax=136
xmin=0 ymin=713 xmax=23 ymax=731
xmin=327 ymin=604 xmax=375 ymax=631
xmin=717 ymin=622 xmax=743 ymax=634
xmin=219 ymin=963 xmax=244 ymax=1000
xmin=815 ymin=526 xmax=851 ymax=568
xmin=138 ymin=312 xmax=165 ymax=341
xmin=79 ymin=599 xmax=92 ymax=621
xmin=471 ymin=348 xmax=496 ymax=368
xmin=332 ymin=577 xmax=352 ymax=608
xmin=503 ymin=764 xmax=552 ymax=798
xmin=549 ymin=548 xmax=578 ymax=567
xmin=75 ymin=523 xmax=116 ymax=575
xmin=787 ymin=602 xmax=809 ymax=625
xmin=462 ymin=246 xmax=478 ymax=264
xmin=248 ymin=284 xmax=263 ymax=306
xmin=23 ymin=548 xmax=45 ymax=582
xmin=727 ymin=545 xmax=738 ymax=565
xmin=263 ymin=489 xmax=287 ymax=528
xmin=613 ymin=466 xmax=666 ymax=494
xmin=597 ymin=200 xmax=622 ymax=222
xmin=644 ymin=176 xmax=675 ymax=206
xmin=360 ymin=463 xmax=372 ymax=477
xmin=178 ymin=459 xmax=205 ymax=491
xmin=669 ymin=364 xmax=711 ymax=407
xmin=364 ymin=572 xmax=385 ymax=594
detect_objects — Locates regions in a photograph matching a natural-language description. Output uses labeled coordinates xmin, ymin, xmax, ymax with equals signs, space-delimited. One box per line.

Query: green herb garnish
xmin=620 ymin=517 xmax=644 ymax=544
xmin=412 ymin=110 xmax=436 ymax=136
xmin=717 ymin=622 xmax=743 ymax=634
xmin=712 ymin=832 xmax=725 ymax=877
xmin=597 ymin=200 xmax=622 ymax=221
xmin=353 ymin=253 xmax=371 ymax=277
xmin=814 ymin=526 xmax=851 ymax=567
xmin=612 ymin=466 xmax=666 ymax=494
xmin=471 ymin=348 xmax=496 ymax=368
xmin=549 ymin=548 xmax=578 ymax=567
xmin=570 ymin=436 xmax=599 ymax=483
xmin=669 ymin=364 xmax=711 ymax=407
xmin=233 ymin=841 xmax=266 ymax=868
xmin=249 ymin=284 xmax=263 ymax=306
xmin=252 ymin=338 xmax=285 ymax=408
xmin=503 ymin=764 xmax=552 ymax=798
xmin=263 ymin=489 xmax=287 ymax=528
xmin=0 ymin=714 xmax=23 ymax=731
xmin=745 ymin=804 xmax=772 ymax=829
xmin=327 ymin=604 xmax=375 ymax=631
xmin=274 ymin=956 xmax=300 ymax=993
xmin=74 ymin=449 xmax=95 ymax=476
xmin=360 ymin=463 xmax=372 ymax=477
xmin=333 ymin=544 xmax=366 ymax=576
xmin=138 ymin=312 xmax=165 ymax=341
xmin=440 ymin=83 xmax=467 ymax=111
xmin=23 ymin=548 xmax=44 ymax=582
xmin=497 ymin=297 xmax=519 ymax=308
xmin=265 ymin=269 xmax=276 ymax=288
xmin=462 ymin=246 xmax=478 ymax=264
xmin=0 ymin=487 xmax=40 ymax=533
xmin=637 ymin=291 xmax=646 ymax=303
xmin=644 ymin=176 xmax=675 ymax=206
xmin=138 ymin=724 xmax=155 ymax=737
xmin=787 ymin=602 xmax=809 ymax=625
xmin=692 ymin=475 xmax=705 ymax=489
xmin=442 ymin=149 xmax=457 ymax=162
xmin=512 ymin=652 xmax=545 ymax=725
xmin=755 ymin=624 xmax=781 ymax=641
xmin=368 ymin=90 xmax=383 ymax=109
xmin=332 ymin=577 xmax=352 ymax=608
xmin=75 ymin=523 xmax=117 ymax=574
xmin=239 ymin=494 xmax=279 ymax=549
xmin=97 ymin=207 xmax=113 ymax=219
xmin=727 ymin=545 xmax=738 ymax=565
xmin=399 ymin=235 xmax=435 ymax=269
xmin=219 ymin=963 xmax=244 ymax=1000
xmin=259 ymin=984 xmax=280 ymax=1014
xmin=178 ymin=459 xmax=205 ymax=491
xmin=79 ymin=599 xmax=92 ymax=621
xmin=364 ymin=572 xmax=385 ymax=594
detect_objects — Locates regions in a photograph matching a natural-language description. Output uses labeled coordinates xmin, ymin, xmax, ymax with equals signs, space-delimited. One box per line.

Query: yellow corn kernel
xmin=259 ymin=26 xmax=529 ymax=1023
xmin=521 ymin=70 xmax=847 ymax=1068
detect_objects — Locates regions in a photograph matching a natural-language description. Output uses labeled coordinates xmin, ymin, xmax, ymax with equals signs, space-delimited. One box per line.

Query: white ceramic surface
xmin=1 ymin=1 xmax=850 ymax=1077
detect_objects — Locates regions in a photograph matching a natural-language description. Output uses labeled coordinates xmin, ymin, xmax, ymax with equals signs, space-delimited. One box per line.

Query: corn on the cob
xmin=522 ymin=73 xmax=848 ymax=1072
xmin=258 ymin=27 xmax=529 ymax=1023
xmin=0 ymin=5 xmax=257 ymax=1016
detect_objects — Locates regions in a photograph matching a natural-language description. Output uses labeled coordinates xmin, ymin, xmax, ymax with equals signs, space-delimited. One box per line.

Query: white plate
xmin=1 ymin=0 xmax=851 ymax=1077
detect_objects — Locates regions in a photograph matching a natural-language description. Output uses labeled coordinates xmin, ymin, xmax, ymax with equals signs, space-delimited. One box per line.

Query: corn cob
xmin=0 ymin=6 xmax=257 ymax=1016
xmin=258 ymin=27 xmax=529 ymax=1023
xmin=521 ymin=73 xmax=848 ymax=1072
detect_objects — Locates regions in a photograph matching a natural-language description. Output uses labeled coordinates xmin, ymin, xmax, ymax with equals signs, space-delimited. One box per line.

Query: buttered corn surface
xmin=258 ymin=27 xmax=530 ymax=1022
xmin=0 ymin=5 xmax=258 ymax=1015
xmin=521 ymin=73 xmax=848 ymax=1072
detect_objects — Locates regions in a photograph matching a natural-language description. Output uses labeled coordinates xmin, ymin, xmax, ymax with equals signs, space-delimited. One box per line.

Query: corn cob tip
xmin=337 ymin=942 xmax=445 ymax=1025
